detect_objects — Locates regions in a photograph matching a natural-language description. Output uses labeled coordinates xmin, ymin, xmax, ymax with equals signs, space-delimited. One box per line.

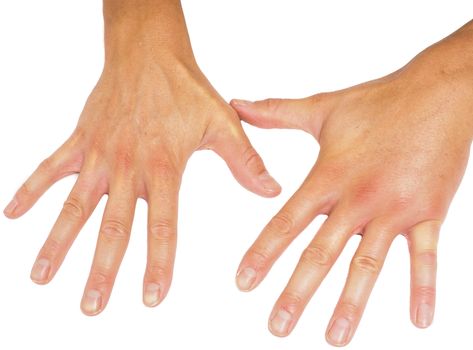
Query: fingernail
xmin=144 ymin=283 xmax=161 ymax=307
xmin=327 ymin=317 xmax=351 ymax=346
xmin=82 ymin=289 xmax=102 ymax=315
xmin=232 ymin=99 xmax=253 ymax=107
xmin=416 ymin=303 xmax=433 ymax=328
xmin=30 ymin=258 xmax=51 ymax=283
xmin=4 ymin=198 xmax=18 ymax=217
xmin=259 ymin=172 xmax=281 ymax=193
xmin=236 ymin=267 xmax=257 ymax=291
xmin=270 ymin=309 xmax=292 ymax=335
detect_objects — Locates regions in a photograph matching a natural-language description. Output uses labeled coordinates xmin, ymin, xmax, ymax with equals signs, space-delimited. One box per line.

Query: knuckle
xmin=352 ymin=182 xmax=378 ymax=205
xmin=279 ymin=291 xmax=304 ymax=309
xmin=18 ymin=181 xmax=34 ymax=197
xmin=413 ymin=286 xmax=436 ymax=300
xmin=145 ymin=264 xmax=169 ymax=279
xmin=115 ymin=147 xmax=134 ymax=169
xmin=88 ymin=269 xmax=111 ymax=287
xmin=151 ymin=158 xmax=179 ymax=181
xmin=391 ymin=193 xmax=413 ymax=212
xmin=266 ymin=212 xmax=294 ymax=236
xmin=62 ymin=197 xmax=85 ymax=219
xmin=352 ymin=255 xmax=381 ymax=274
xmin=38 ymin=156 xmax=56 ymax=173
xmin=246 ymin=247 xmax=272 ymax=268
xmin=149 ymin=220 xmax=176 ymax=242
xmin=300 ymin=244 xmax=333 ymax=268
xmin=263 ymin=98 xmax=282 ymax=115
xmin=101 ymin=220 xmax=130 ymax=241
xmin=337 ymin=301 xmax=360 ymax=320
xmin=40 ymin=237 xmax=63 ymax=258
xmin=242 ymin=146 xmax=265 ymax=173
xmin=415 ymin=250 xmax=437 ymax=267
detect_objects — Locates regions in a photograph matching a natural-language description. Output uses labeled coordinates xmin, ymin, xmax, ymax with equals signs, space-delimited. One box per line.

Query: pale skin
xmin=3 ymin=0 xmax=473 ymax=347
xmin=3 ymin=0 xmax=281 ymax=315
xmin=232 ymin=21 xmax=473 ymax=346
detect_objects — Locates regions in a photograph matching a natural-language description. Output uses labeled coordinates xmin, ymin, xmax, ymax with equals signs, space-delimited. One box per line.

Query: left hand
xmin=231 ymin=21 xmax=473 ymax=346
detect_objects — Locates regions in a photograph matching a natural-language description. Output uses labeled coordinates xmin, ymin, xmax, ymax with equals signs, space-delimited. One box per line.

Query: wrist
xmin=102 ymin=0 xmax=196 ymax=68
xmin=405 ymin=21 xmax=473 ymax=141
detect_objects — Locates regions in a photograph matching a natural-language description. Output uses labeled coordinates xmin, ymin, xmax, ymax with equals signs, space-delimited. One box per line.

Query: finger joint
xmin=101 ymin=220 xmax=130 ymax=242
xmin=352 ymin=255 xmax=381 ymax=274
xmin=300 ymin=244 xmax=333 ymax=268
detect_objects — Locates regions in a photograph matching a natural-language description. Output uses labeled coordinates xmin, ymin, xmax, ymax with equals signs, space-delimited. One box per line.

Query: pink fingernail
xmin=144 ymin=283 xmax=161 ymax=307
xmin=236 ymin=267 xmax=257 ymax=291
xmin=259 ymin=172 xmax=281 ymax=194
xmin=30 ymin=258 xmax=51 ymax=283
xmin=232 ymin=99 xmax=253 ymax=107
xmin=416 ymin=303 xmax=433 ymax=328
xmin=327 ymin=317 xmax=351 ymax=346
xmin=270 ymin=309 xmax=292 ymax=335
xmin=82 ymin=289 xmax=102 ymax=315
xmin=4 ymin=198 xmax=18 ymax=217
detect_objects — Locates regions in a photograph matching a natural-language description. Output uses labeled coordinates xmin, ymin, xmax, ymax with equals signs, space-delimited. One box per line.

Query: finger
xmin=4 ymin=137 xmax=83 ymax=219
xmin=235 ymin=166 xmax=335 ymax=292
xmin=80 ymin=182 xmax=136 ymax=316
xmin=213 ymin=121 xmax=281 ymax=198
xmin=143 ymin=171 xmax=180 ymax=308
xmin=407 ymin=220 xmax=440 ymax=328
xmin=325 ymin=222 xmax=396 ymax=347
xmin=268 ymin=211 xmax=356 ymax=337
xmin=230 ymin=94 xmax=329 ymax=136
xmin=30 ymin=168 xmax=105 ymax=284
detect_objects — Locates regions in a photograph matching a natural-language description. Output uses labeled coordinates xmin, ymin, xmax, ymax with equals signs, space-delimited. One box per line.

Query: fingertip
xmin=256 ymin=172 xmax=282 ymax=198
xmin=268 ymin=308 xmax=293 ymax=337
xmin=230 ymin=99 xmax=253 ymax=108
xmin=3 ymin=198 xmax=19 ymax=218
xmin=143 ymin=282 xmax=163 ymax=308
xmin=30 ymin=258 xmax=52 ymax=284
xmin=235 ymin=267 xmax=257 ymax=292
xmin=413 ymin=303 xmax=434 ymax=328
xmin=326 ymin=317 xmax=352 ymax=347
xmin=81 ymin=289 xmax=103 ymax=316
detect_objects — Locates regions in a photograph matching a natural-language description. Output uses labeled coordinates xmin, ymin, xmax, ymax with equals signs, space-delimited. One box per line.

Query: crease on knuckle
xmin=89 ymin=269 xmax=111 ymax=287
xmin=101 ymin=220 xmax=130 ymax=241
xmin=149 ymin=220 xmax=176 ymax=242
xmin=18 ymin=181 xmax=34 ymax=198
xmin=413 ymin=286 xmax=436 ymax=300
xmin=146 ymin=264 xmax=169 ymax=280
xmin=266 ymin=212 xmax=294 ymax=236
xmin=151 ymin=158 xmax=179 ymax=181
xmin=62 ymin=197 xmax=84 ymax=219
xmin=300 ymin=244 xmax=333 ymax=268
xmin=246 ymin=247 xmax=272 ymax=268
xmin=280 ymin=291 xmax=304 ymax=310
xmin=337 ymin=301 xmax=360 ymax=320
xmin=242 ymin=146 xmax=265 ymax=175
xmin=263 ymin=98 xmax=282 ymax=116
xmin=415 ymin=250 xmax=437 ymax=267
xmin=352 ymin=255 xmax=381 ymax=274
xmin=41 ymin=237 xmax=63 ymax=259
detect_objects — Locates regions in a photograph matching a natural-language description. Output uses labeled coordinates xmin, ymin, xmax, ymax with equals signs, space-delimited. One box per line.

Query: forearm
xmin=102 ymin=0 xmax=196 ymax=67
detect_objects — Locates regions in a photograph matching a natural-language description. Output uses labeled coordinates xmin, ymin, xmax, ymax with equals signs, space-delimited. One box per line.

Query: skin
xmin=3 ymin=0 xmax=281 ymax=316
xmin=232 ymin=21 xmax=473 ymax=346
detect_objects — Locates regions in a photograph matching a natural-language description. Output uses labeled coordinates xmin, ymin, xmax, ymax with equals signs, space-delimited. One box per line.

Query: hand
xmin=3 ymin=0 xmax=280 ymax=316
xmin=231 ymin=21 xmax=473 ymax=346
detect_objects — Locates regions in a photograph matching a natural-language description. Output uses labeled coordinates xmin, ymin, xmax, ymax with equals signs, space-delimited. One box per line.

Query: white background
xmin=0 ymin=1 xmax=472 ymax=349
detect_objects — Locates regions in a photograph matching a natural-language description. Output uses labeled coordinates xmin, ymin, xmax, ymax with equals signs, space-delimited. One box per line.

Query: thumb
xmin=212 ymin=121 xmax=281 ymax=198
xmin=230 ymin=94 xmax=328 ymax=136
